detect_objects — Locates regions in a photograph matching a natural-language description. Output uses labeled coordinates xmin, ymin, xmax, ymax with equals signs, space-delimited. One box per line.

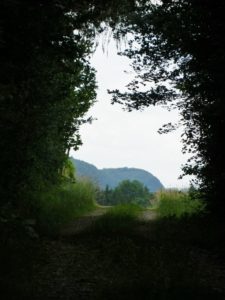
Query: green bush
xmin=155 ymin=190 xmax=206 ymax=219
xmin=99 ymin=180 xmax=153 ymax=207
xmin=93 ymin=204 xmax=142 ymax=233
xmin=37 ymin=180 xmax=96 ymax=235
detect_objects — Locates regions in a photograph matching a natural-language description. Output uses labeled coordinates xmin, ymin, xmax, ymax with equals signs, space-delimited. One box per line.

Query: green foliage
xmin=62 ymin=159 xmax=76 ymax=182
xmin=0 ymin=0 xmax=142 ymax=219
xmin=93 ymin=204 xmax=142 ymax=233
xmin=155 ymin=190 xmax=206 ymax=219
xmin=0 ymin=0 xmax=97 ymax=213
xmin=106 ymin=203 xmax=142 ymax=218
xmin=110 ymin=0 xmax=225 ymax=213
xmin=113 ymin=180 xmax=152 ymax=206
xmin=36 ymin=180 xmax=96 ymax=235
xmin=99 ymin=180 xmax=153 ymax=207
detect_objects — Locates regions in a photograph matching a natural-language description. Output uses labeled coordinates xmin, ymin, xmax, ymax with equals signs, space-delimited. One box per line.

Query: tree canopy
xmin=99 ymin=180 xmax=153 ymax=207
xmin=1 ymin=0 xmax=225 ymax=217
xmin=0 ymin=0 xmax=141 ymax=217
xmin=110 ymin=0 xmax=225 ymax=213
xmin=0 ymin=1 xmax=95 ymax=212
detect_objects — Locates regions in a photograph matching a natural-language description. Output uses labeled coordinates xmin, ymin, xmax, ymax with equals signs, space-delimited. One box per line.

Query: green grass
xmin=92 ymin=203 xmax=142 ymax=234
xmin=37 ymin=179 xmax=96 ymax=235
xmin=155 ymin=190 xmax=206 ymax=218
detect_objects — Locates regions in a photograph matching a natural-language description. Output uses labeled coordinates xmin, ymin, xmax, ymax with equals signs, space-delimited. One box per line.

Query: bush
xmin=98 ymin=180 xmax=153 ymax=207
xmin=93 ymin=204 xmax=142 ymax=233
xmin=36 ymin=180 xmax=96 ymax=235
xmin=155 ymin=190 xmax=206 ymax=219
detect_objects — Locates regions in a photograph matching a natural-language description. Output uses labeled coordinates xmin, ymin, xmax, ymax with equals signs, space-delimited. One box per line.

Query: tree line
xmin=1 ymin=0 xmax=225 ymax=219
xmin=97 ymin=180 xmax=153 ymax=207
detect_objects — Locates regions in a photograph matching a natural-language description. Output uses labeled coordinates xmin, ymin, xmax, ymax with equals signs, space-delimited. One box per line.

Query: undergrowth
xmin=37 ymin=179 xmax=96 ymax=235
xmin=155 ymin=190 xmax=206 ymax=218
xmin=92 ymin=204 xmax=142 ymax=234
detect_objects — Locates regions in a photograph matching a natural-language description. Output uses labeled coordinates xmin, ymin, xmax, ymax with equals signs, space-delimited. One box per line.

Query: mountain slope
xmin=70 ymin=158 xmax=164 ymax=192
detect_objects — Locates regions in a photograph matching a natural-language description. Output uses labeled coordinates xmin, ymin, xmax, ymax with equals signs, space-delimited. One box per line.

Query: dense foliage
xmin=0 ymin=1 xmax=98 ymax=216
xmin=0 ymin=0 xmax=138 ymax=217
xmin=93 ymin=203 xmax=142 ymax=233
xmin=37 ymin=180 xmax=96 ymax=235
xmin=155 ymin=189 xmax=205 ymax=219
xmin=110 ymin=0 xmax=225 ymax=213
xmin=98 ymin=180 xmax=153 ymax=207
xmin=1 ymin=0 xmax=225 ymax=219
xmin=2 ymin=2 xmax=225 ymax=298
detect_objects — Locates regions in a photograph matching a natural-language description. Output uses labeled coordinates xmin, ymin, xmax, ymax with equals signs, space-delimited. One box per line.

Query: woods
xmin=110 ymin=0 xmax=225 ymax=213
xmin=0 ymin=1 xmax=98 ymax=217
xmin=1 ymin=1 xmax=225 ymax=299
xmin=1 ymin=0 xmax=225 ymax=218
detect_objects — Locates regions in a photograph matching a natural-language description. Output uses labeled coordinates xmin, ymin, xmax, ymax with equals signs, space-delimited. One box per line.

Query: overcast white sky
xmin=71 ymin=40 xmax=193 ymax=188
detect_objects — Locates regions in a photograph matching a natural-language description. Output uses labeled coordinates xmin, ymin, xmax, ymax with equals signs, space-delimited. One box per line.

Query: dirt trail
xmin=19 ymin=208 xmax=225 ymax=300
xmin=139 ymin=209 xmax=158 ymax=221
xmin=60 ymin=207 xmax=109 ymax=236
xmin=60 ymin=207 xmax=157 ymax=237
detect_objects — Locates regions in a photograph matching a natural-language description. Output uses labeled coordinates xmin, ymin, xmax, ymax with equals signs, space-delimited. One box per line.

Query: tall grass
xmin=93 ymin=204 xmax=142 ymax=234
xmin=155 ymin=189 xmax=206 ymax=218
xmin=37 ymin=179 xmax=96 ymax=235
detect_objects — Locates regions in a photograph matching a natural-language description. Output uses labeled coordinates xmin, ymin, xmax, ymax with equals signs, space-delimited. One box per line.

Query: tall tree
xmin=0 ymin=0 xmax=139 ymax=215
xmin=112 ymin=180 xmax=152 ymax=206
xmin=0 ymin=1 xmax=97 ymax=213
xmin=110 ymin=0 xmax=225 ymax=213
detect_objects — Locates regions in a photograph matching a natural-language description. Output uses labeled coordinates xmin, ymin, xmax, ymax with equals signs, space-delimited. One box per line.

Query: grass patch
xmin=155 ymin=190 xmax=206 ymax=218
xmin=37 ymin=180 xmax=96 ymax=235
xmin=92 ymin=204 xmax=142 ymax=234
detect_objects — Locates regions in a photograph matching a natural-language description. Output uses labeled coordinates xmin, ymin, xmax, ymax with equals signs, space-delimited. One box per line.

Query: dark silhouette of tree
xmin=110 ymin=0 xmax=225 ymax=214
xmin=2 ymin=0 xmax=224 ymax=216
xmin=0 ymin=0 xmax=139 ymax=217
xmin=0 ymin=1 xmax=96 ymax=214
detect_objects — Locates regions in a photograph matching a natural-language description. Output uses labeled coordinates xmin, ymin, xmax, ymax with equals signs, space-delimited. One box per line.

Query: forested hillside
xmin=71 ymin=158 xmax=164 ymax=192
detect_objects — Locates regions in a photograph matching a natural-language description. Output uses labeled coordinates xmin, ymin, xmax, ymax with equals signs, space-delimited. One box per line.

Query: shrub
xmin=98 ymin=180 xmax=153 ymax=207
xmin=36 ymin=179 xmax=96 ymax=235
xmin=155 ymin=190 xmax=205 ymax=219
xmin=93 ymin=204 xmax=142 ymax=233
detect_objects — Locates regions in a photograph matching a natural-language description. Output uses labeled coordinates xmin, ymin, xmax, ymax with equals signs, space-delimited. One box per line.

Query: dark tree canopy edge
xmin=0 ymin=0 xmax=224 ymax=217
xmin=110 ymin=0 xmax=225 ymax=213
xmin=0 ymin=0 xmax=138 ymax=216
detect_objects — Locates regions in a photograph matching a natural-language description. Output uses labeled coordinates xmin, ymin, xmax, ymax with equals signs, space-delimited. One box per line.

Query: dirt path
xmin=12 ymin=207 xmax=225 ymax=300
xmin=139 ymin=209 xmax=158 ymax=221
xmin=60 ymin=207 xmax=157 ymax=237
xmin=60 ymin=206 xmax=110 ymax=236
xmin=32 ymin=208 xmax=160 ymax=299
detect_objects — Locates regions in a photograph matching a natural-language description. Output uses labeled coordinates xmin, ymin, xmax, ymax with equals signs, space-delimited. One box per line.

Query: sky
xmin=71 ymin=40 xmax=193 ymax=189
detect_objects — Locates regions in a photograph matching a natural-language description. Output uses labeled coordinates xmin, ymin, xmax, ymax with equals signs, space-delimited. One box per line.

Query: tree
xmin=62 ymin=159 xmax=76 ymax=183
xmin=108 ymin=180 xmax=152 ymax=207
xmin=0 ymin=0 xmax=140 ymax=216
xmin=0 ymin=1 xmax=97 ymax=213
xmin=110 ymin=0 xmax=225 ymax=213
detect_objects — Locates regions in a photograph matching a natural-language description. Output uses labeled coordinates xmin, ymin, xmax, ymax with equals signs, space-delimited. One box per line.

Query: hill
xmin=70 ymin=158 xmax=164 ymax=192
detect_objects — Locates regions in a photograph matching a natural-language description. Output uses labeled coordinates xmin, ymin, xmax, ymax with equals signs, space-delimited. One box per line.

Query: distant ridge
xmin=70 ymin=158 xmax=164 ymax=192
